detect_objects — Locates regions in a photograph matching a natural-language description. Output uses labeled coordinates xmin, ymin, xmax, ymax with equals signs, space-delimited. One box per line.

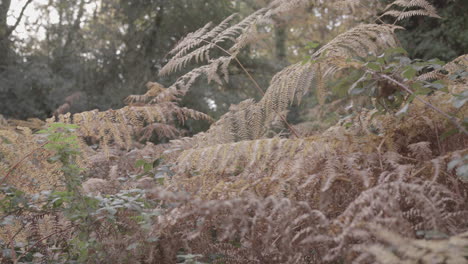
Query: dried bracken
xmin=48 ymin=82 xmax=213 ymax=155
xmin=3 ymin=1 xmax=467 ymax=264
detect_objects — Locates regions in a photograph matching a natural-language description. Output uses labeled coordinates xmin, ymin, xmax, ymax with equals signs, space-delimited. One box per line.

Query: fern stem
xmin=197 ymin=38 xmax=300 ymax=138
xmin=376 ymin=73 xmax=468 ymax=135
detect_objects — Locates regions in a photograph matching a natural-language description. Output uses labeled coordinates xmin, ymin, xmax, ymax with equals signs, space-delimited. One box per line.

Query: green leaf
xmin=402 ymin=67 xmax=417 ymax=79
xmin=410 ymin=82 xmax=432 ymax=95
xmin=143 ymin=163 xmax=153 ymax=173
xmin=428 ymin=81 xmax=445 ymax=90
xmin=407 ymin=94 xmax=416 ymax=103
xmin=452 ymin=91 xmax=468 ymax=108
xmin=428 ymin=58 xmax=445 ymax=66
xmin=306 ymin=41 xmax=320 ymax=49
xmin=376 ymin=57 xmax=385 ymax=65
xmin=153 ymin=158 xmax=163 ymax=168
xmin=385 ymin=47 xmax=408 ymax=56
xmin=366 ymin=62 xmax=381 ymax=71
xmin=415 ymin=86 xmax=432 ymax=95
xmin=135 ymin=159 xmax=146 ymax=168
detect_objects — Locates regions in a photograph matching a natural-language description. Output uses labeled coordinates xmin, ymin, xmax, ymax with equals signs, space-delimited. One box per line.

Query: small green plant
xmin=135 ymin=157 xmax=174 ymax=185
xmin=349 ymin=48 xmax=446 ymax=112
xmin=0 ymin=123 xmax=92 ymax=263
xmin=38 ymin=123 xmax=101 ymax=262
xmin=347 ymin=48 xmax=467 ymax=135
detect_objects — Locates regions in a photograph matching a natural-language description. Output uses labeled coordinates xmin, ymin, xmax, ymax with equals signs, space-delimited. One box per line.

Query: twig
xmin=376 ymin=136 xmax=387 ymax=171
xmin=375 ymin=73 xmax=467 ymax=135
xmin=434 ymin=123 xmax=443 ymax=155
xmin=6 ymin=0 xmax=34 ymax=37
xmin=6 ymin=230 xmax=18 ymax=263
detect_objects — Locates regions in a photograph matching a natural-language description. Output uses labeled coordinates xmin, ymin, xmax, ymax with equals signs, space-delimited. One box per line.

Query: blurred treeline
xmin=0 ymin=0 xmax=466 ymax=124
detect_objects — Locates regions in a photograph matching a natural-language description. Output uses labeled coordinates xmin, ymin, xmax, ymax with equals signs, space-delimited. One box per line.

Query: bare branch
xmin=6 ymin=0 xmax=33 ymax=37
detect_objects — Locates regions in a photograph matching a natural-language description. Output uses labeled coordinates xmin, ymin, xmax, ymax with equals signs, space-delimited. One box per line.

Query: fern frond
xmin=160 ymin=1 xmax=316 ymax=87
xmin=444 ymin=54 xmax=468 ymax=75
xmin=171 ymin=24 xmax=400 ymax=147
xmin=159 ymin=14 xmax=239 ymax=76
xmin=155 ymin=194 xmax=329 ymax=262
xmin=171 ymin=74 xmax=468 ymax=205
xmin=7 ymin=118 xmax=45 ymax=131
xmin=327 ymin=180 xmax=466 ymax=261
xmin=138 ymin=123 xmax=179 ymax=142
xmin=167 ymin=22 xmax=214 ymax=57
xmin=416 ymin=54 xmax=468 ymax=83
xmin=363 ymin=227 xmax=468 ymax=264
xmin=315 ymin=24 xmax=401 ymax=58
xmin=155 ymin=90 xmax=185 ymax=105
xmin=50 ymin=102 xmax=213 ymax=152
xmin=0 ymin=127 xmax=63 ymax=193
xmin=381 ymin=0 xmax=440 ymax=21
xmin=124 ymin=82 xmax=168 ymax=105
xmin=382 ymin=9 xmax=438 ymax=21
xmin=168 ymin=56 xmax=233 ymax=93
xmin=408 ymin=141 xmax=432 ymax=161
xmin=385 ymin=0 xmax=438 ymax=15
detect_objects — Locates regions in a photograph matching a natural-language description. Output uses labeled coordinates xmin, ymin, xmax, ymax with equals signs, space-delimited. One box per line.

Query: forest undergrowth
xmin=1 ymin=0 xmax=468 ymax=263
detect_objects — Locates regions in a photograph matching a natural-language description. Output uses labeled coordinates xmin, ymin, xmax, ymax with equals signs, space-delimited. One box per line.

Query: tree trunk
xmin=0 ymin=0 xmax=11 ymax=68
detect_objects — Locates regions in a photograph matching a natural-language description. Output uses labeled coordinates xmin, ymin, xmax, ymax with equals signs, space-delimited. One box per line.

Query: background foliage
xmin=0 ymin=0 xmax=467 ymax=263
xmin=1 ymin=0 xmax=466 ymax=123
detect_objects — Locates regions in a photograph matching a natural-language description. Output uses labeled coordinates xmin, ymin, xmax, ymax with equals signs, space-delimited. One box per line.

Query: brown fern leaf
xmin=327 ymin=180 xmax=466 ymax=261
xmin=417 ymin=54 xmax=468 ymax=81
xmin=381 ymin=0 xmax=440 ymax=22
xmin=7 ymin=118 xmax=45 ymax=131
xmin=49 ymin=102 xmax=213 ymax=154
xmin=172 ymin=130 xmax=382 ymax=201
xmin=359 ymin=226 xmax=468 ymax=264
xmin=444 ymin=54 xmax=468 ymax=75
xmin=172 ymin=24 xmax=400 ymax=147
xmin=0 ymin=127 xmax=63 ymax=193
xmin=159 ymin=1 xmax=319 ymax=91
xmin=137 ymin=123 xmax=179 ymax=142
xmin=124 ymin=81 xmax=168 ymax=105
xmin=159 ymin=14 xmax=239 ymax=76
xmin=0 ymin=127 xmax=76 ymax=250
xmin=408 ymin=141 xmax=433 ymax=161
xmin=154 ymin=195 xmax=329 ymax=263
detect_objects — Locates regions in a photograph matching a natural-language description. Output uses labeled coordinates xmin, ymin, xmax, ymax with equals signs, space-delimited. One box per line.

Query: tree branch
xmin=6 ymin=0 xmax=33 ymax=37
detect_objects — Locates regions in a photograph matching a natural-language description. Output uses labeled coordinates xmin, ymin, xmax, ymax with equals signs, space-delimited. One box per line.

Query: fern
xmin=49 ymin=82 xmax=213 ymax=155
xmin=5 ymin=1 xmax=468 ymax=263
xmin=360 ymin=226 xmax=468 ymax=263
xmin=170 ymin=24 xmax=401 ymax=148
xmin=381 ymin=0 xmax=440 ymax=22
